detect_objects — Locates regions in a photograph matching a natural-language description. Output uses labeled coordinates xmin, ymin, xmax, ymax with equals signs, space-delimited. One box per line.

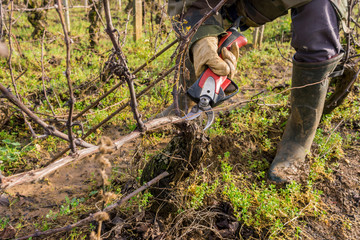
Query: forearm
xmin=168 ymin=0 xmax=226 ymax=47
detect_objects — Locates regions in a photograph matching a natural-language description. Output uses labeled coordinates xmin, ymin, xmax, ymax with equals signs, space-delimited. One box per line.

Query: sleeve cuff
xmin=190 ymin=25 xmax=226 ymax=47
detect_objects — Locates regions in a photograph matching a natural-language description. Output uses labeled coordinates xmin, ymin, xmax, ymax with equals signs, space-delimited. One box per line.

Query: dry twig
xmin=14 ymin=171 xmax=170 ymax=240
xmin=7 ymin=0 xmax=37 ymax=137
xmin=55 ymin=0 xmax=77 ymax=153
xmin=40 ymin=30 xmax=56 ymax=117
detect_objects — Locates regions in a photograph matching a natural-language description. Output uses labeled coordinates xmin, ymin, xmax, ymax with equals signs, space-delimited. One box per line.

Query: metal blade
xmin=203 ymin=110 xmax=215 ymax=130
xmin=182 ymin=98 xmax=215 ymax=131
xmin=182 ymin=105 xmax=202 ymax=121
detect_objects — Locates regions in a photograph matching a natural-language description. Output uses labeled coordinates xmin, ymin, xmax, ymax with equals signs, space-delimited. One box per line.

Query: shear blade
xmin=203 ymin=110 xmax=215 ymax=130
xmin=182 ymin=105 xmax=202 ymax=121
xmin=182 ymin=104 xmax=215 ymax=130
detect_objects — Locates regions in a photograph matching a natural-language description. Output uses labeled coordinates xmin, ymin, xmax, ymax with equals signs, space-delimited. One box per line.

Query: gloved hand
xmin=192 ymin=36 xmax=239 ymax=79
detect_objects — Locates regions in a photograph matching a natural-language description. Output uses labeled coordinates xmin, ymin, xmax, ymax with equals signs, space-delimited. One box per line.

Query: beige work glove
xmin=192 ymin=36 xmax=239 ymax=79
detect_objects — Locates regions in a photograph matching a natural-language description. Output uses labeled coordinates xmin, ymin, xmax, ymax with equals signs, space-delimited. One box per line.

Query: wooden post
xmin=118 ymin=0 xmax=121 ymax=10
xmin=63 ymin=0 xmax=71 ymax=33
xmin=0 ymin=0 xmax=3 ymax=40
xmin=84 ymin=0 xmax=88 ymax=12
xmin=252 ymin=25 xmax=265 ymax=48
xmin=258 ymin=25 xmax=264 ymax=47
xmin=133 ymin=0 xmax=142 ymax=41
xmin=253 ymin=27 xmax=259 ymax=48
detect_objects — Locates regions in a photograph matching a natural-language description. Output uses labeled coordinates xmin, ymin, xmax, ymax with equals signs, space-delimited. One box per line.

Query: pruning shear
xmin=183 ymin=23 xmax=248 ymax=130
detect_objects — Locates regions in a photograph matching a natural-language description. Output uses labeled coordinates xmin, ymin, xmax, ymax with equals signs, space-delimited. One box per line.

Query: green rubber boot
xmin=268 ymin=53 xmax=343 ymax=183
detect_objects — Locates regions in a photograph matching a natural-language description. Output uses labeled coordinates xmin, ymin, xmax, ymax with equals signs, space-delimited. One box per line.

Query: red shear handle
xmin=187 ymin=28 xmax=246 ymax=107
xmin=187 ymin=68 xmax=239 ymax=107
xmin=218 ymin=28 xmax=247 ymax=54
xmin=198 ymin=68 xmax=229 ymax=95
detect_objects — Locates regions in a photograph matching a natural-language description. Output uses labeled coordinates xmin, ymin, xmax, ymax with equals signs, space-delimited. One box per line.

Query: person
xmin=164 ymin=0 xmax=348 ymax=183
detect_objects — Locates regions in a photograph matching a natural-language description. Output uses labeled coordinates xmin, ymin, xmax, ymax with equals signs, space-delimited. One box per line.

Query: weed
xmin=220 ymin=161 xmax=234 ymax=183
xmin=66 ymin=227 xmax=87 ymax=240
xmin=249 ymin=158 xmax=270 ymax=172
xmin=41 ymin=220 xmax=51 ymax=231
xmin=61 ymin=197 xmax=85 ymax=215
xmin=310 ymin=128 xmax=344 ymax=181
xmin=127 ymin=191 xmax=154 ymax=212
xmin=188 ymin=179 xmax=219 ymax=209
xmin=139 ymin=192 xmax=153 ymax=211
xmin=0 ymin=217 xmax=9 ymax=230
xmin=218 ymin=154 xmax=323 ymax=237
xmin=0 ymin=139 xmax=34 ymax=174
xmin=46 ymin=196 xmax=85 ymax=220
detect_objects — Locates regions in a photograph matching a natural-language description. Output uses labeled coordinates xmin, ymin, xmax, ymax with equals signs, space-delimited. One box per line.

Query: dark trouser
xmin=291 ymin=0 xmax=342 ymax=62
xmin=246 ymin=0 xmax=342 ymax=62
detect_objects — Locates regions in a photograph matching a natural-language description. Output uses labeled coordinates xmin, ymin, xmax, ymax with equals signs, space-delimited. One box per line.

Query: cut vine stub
xmin=140 ymin=121 xmax=209 ymax=215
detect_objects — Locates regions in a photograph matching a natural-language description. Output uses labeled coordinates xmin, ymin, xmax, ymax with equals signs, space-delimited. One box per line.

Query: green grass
xmin=1 ymin=3 xmax=359 ymax=239
xmin=0 ymin=5 xmax=176 ymax=174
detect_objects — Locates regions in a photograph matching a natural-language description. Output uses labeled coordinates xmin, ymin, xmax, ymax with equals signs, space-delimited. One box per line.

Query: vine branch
xmin=0 ymin=83 xmax=94 ymax=148
xmin=55 ymin=0 xmax=77 ymax=153
xmin=103 ymin=0 xmax=145 ymax=131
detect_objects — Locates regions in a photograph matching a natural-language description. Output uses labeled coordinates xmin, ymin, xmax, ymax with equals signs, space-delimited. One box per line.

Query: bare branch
xmin=41 ymin=30 xmax=56 ymax=116
xmin=7 ymin=0 xmax=37 ymax=137
xmin=55 ymin=0 xmax=77 ymax=153
xmin=103 ymin=0 xmax=145 ymax=131
xmin=49 ymin=65 xmax=176 ymax=162
xmin=1 ymin=116 xmax=178 ymax=190
xmin=72 ymin=39 xmax=178 ymax=121
xmin=121 ymin=9 xmax=132 ymax=47
xmin=5 ymin=4 xmax=93 ymax=12
xmin=0 ymin=83 xmax=94 ymax=148
xmin=83 ymin=66 xmax=176 ymax=138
